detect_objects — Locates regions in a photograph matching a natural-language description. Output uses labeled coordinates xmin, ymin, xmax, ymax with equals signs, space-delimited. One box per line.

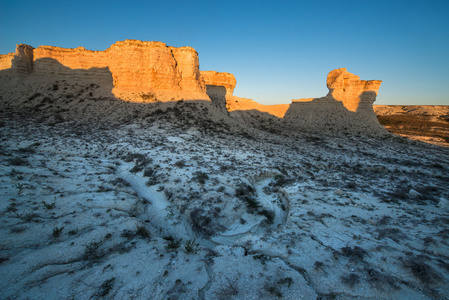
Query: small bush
xmin=185 ymin=239 xmax=200 ymax=254
xmin=174 ymin=160 xmax=186 ymax=168
xmin=214 ymin=275 xmax=239 ymax=299
xmin=196 ymin=172 xmax=209 ymax=184
xmin=403 ymin=257 xmax=442 ymax=284
xmin=98 ymin=277 xmax=115 ymax=297
xmin=278 ymin=276 xmax=294 ymax=287
xmin=377 ymin=227 xmax=406 ymax=243
xmin=42 ymin=201 xmax=56 ymax=209
xmin=8 ymin=157 xmax=29 ymax=166
xmin=341 ymin=273 xmax=360 ymax=288
xmin=365 ymin=267 xmax=399 ymax=290
xmin=136 ymin=225 xmax=150 ymax=239
xmin=341 ymin=246 xmax=368 ymax=262
xmin=52 ymin=226 xmax=64 ymax=238
xmin=164 ymin=236 xmax=183 ymax=251
xmin=264 ymin=283 xmax=283 ymax=298
xmin=84 ymin=241 xmax=103 ymax=261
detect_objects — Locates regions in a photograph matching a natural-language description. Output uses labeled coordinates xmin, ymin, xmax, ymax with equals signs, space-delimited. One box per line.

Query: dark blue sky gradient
xmin=1 ymin=0 xmax=448 ymax=105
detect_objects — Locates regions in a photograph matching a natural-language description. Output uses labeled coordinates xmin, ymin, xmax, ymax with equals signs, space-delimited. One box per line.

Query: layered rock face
xmin=326 ymin=68 xmax=382 ymax=112
xmin=0 ymin=40 xmax=209 ymax=101
xmin=0 ymin=40 xmax=386 ymax=136
xmin=283 ymin=68 xmax=387 ymax=136
xmin=201 ymin=71 xmax=236 ymax=96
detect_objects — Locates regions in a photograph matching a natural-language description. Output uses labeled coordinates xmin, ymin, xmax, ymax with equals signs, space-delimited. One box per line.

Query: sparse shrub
xmin=121 ymin=229 xmax=135 ymax=239
xmin=184 ymin=239 xmax=200 ymax=254
xmin=5 ymin=203 xmax=17 ymax=213
xmin=402 ymin=256 xmax=442 ymax=284
xmin=264 ymin=282 xmax=283 ymax=298
xmin=377 ymin=215 xmax=391 ymax=226
xmin=20 ymin=212 xmax=37 ymax=222
xmin=196 ymin=172 xmax=209 ymax=184
xmin=136 ymin=225 xmax=150 ymax=239
xmin=84 ymin=241 xmax=103 ymax=261
xmin=341 ymin=246 xmax=368 ymax=262
xmin=189 ymin=208 xmax=218 ymax=236
xmin=341 ymin=273 xmax=360 ymax=288
xmin=164 ymin=236 xmax=183 ymax=251
xmin=141 ymin=92 xmax=156 ymax=101
xmin=260 ymin=209 xmax=275 ymax=224
xmin=15 ymin=183 xmax=24 ymax=194
xmin=0 ymin=256 xmax=10 ymax=264
xmin=98 ymin=277 xmax=115 ymax=297
xmin=174 ymin=160 xmax=186 ymax=168
xmin=365 ymin=267 xmax=399 ymax=290
xmin=10 ymin=226 xmax=27 ymax=233
xmin=143 ymin=168 xmax=155 ymax=177
xmin=28 ymin=93 xmax=42 ymax=101
xmin=278 ymin=277 xmax=294 ymax=287
xmin=42 ymin=201 xmax=56 ymax=209
xmin=253 ymin=253 xmax=271 ymax=265
xmin=314 ymin=261 xmax=324 ymax=270
xmin=377 ymin=227 xmax=406 ymax=243
xmin=52 ymin=226 xmax=64 ymax=238
xmin=214 ymin=275 xmax=239 ymax=299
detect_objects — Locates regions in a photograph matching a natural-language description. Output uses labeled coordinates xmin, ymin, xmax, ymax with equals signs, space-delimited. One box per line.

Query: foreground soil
xmin=1 ymin=103 xmax=449 ymax=299
xmin=375 ymin=105 xmax=449 ymax=147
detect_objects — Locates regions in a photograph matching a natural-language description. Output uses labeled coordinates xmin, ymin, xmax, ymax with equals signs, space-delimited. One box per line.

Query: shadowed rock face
xmin=279 ymin=68 xmax=387 ymax=136
xmin=326 ymin=67 xmax=382 ymax=112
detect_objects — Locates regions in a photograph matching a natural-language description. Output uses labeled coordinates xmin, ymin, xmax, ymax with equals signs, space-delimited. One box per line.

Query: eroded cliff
xmin=0 ymin=40 xmax=209 ymax=102
xmin=0 ymin=40 xmax=386 ymax=136
xmin=283 ymin=68 xmax=386 ymax=135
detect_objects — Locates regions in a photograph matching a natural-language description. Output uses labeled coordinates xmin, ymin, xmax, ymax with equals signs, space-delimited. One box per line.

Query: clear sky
xmin=1 ymin=0 xmax=448 ymax=105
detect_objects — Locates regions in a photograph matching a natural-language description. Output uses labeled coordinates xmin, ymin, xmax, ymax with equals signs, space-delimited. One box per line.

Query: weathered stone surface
xmin=201 ymin=71 xmax=236 ymax=96
xmin=0 ymin=40 xmax=387 ymax=136
xmin=326 ymin=67 xmax=382 ymax=112
xmin=0 ymin=40 xmax=209 ymax=101
xmin=283 ymin=68 xmax=387 ymax=136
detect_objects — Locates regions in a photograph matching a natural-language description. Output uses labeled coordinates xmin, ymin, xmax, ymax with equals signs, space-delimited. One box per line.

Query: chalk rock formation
xmin=0 ymin=40 xmax=209 ymax=101
xmin=283 ymin=68 xmax=387 ymax=136
xmin=201 ymin=71 xmax=236 ymax=96
xmin=326 ymin=68 xmax=382 ymax=112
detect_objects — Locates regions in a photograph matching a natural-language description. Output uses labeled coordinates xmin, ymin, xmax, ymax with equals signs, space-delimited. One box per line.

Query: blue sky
xmin=1 ymin=0 xmax=448 ymax=105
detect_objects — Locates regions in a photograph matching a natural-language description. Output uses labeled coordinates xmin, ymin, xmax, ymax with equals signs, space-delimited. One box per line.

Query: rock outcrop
xmin=283 ymin=68 xmax=387 ymax=136
xmin=0 ymin=40 xmax=209 ymax=101
xmin=0 ymin=40 xmax=387 ymax=136
xmin=326 ymin=68 xmax=382 ymax=112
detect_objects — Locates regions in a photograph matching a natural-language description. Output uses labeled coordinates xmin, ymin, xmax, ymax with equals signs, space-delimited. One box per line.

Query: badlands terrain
xmin=375 ymin=105 xmax=449 ymax=148
xmin=0 ymin=40 xmax=449 ymax=299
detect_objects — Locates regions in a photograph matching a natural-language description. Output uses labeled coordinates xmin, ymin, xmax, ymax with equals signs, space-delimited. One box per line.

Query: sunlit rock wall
xmin=0 ymin=40 xmax=210 ymax=101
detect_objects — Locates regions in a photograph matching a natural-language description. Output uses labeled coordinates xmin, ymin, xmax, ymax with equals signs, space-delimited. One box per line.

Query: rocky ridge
xmin=0 ymin=40 xmax=387 ymax=136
